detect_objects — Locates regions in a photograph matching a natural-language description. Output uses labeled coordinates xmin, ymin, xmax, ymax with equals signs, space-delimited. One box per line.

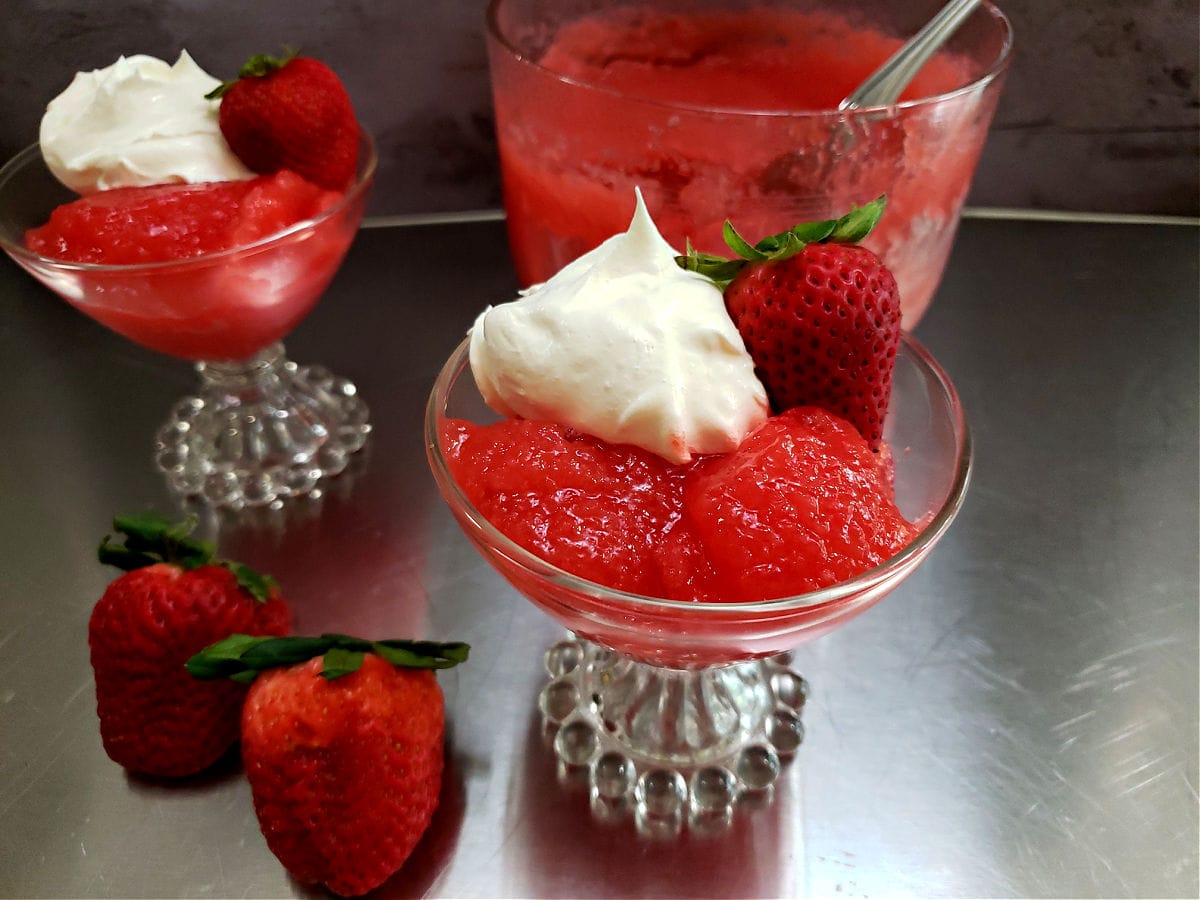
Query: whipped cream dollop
xmin=470 ymin=192 xmax=768 ymax=464
xmin=40 ymin=51 xmax=253 ymax=193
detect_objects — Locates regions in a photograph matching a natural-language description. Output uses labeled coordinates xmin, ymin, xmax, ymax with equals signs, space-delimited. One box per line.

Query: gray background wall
xmin=3 ymin=0 xmax=1197 ymax=218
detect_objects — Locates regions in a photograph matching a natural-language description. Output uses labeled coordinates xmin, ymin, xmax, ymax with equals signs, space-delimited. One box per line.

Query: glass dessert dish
xmin=0 ymin=134 xmax=377 ymax=508
xmin=427 ymin=333 xmax=972 ymax=825
xmin=487 ymin=0 xmax=1012 ymax=327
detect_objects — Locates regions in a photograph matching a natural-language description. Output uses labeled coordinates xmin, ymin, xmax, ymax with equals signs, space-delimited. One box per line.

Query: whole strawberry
xmin=189 ymin=634 xmax=469 ymax=897
xmin=209 ymin=50 xmax=360 ymax=190
xmin=679 ymin=197 xmax=901 ymax=450
xmin=88 ymin=513 xmax=291 ymax=777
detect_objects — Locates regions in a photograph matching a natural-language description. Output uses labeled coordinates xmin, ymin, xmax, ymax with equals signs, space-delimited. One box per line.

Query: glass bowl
xmin=0 ymin=133 xmax=377 ymax=508
xmin=426 ymin=332 xmax=971 ymax=823
xmin=486 ymin=0 xmax=1012 ymax=327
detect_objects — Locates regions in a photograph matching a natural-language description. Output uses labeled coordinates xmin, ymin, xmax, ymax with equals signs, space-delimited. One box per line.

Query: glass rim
xmin=485 ymin=0 xmax=1013 ymax=117
xmin=425 ymin=330 xmax=974 ymax=617
xmin=0 ymin=129 xmax=378 ymax=273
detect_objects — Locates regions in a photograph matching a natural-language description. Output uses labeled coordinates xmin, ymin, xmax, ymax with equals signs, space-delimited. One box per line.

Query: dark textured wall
xmin=3 ymin=1 xmax=1196 ymax=217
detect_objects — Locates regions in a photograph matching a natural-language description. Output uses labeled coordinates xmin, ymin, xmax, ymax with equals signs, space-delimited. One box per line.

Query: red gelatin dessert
xmin=16 ymin=167 xmax=355 ymax=361
xmin=442 ymin=406 xmax=915 ymax=603
xmin=25 ymin=169 xmax=341 ymax=265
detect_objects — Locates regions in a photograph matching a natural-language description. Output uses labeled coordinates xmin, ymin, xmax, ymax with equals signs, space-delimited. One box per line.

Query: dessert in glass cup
xmin=0 ymin=51 xmax=375 ymax=507
xmin=427 ymin=195 xmax=972 ymax=825
xmin=487 ymin=0 xmax=1011 ymax=327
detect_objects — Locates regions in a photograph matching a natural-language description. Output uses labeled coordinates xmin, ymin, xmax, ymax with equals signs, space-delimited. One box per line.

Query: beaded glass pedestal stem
xmin=540 ymin=637 xmax=808 ymax=831
xmin=155 ymin=342 xmax=371 ymax=508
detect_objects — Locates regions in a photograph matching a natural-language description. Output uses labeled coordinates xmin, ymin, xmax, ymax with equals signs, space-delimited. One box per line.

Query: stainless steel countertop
xmin=1 ymin=215 xmax=1196 ymax=899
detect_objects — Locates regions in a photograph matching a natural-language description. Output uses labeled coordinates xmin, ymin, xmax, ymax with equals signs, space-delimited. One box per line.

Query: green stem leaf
xmin=99 ymin=512 xmax=277 ymax=602
xmin=223 ymin=561 xmax=279 ymax=604
xmin=674 ymin=195 xmax=889 ymax=287
xmin=722 ymin=221 xmax=768 ymax=262
xmin=98 ymin=513 xmax=214 ymax=571
xmin=204 ymin=47 xmax=299 ymax=100
xmin=320 ymin=648 xmax=366 ymax=680
xmin=186 ymin=633 xmax=471 ymax=682
xmin=826 ymin=195 xmax=887 ymax=243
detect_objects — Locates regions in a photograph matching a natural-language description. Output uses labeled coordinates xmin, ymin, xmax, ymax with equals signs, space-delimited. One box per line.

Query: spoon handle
xmin=839 ymin=0 xmax=982 ymax=110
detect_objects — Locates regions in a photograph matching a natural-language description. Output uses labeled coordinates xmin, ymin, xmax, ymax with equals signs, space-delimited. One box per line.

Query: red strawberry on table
xmin=678 ymin=197 xmax=901 ymax=450
xmin=188 ymin=634 xmax=470 ymax=897
xmin=208 ymin=49 xmax=360 ymax=191
xmin=88 ymin=513 xmax=291 ymax=777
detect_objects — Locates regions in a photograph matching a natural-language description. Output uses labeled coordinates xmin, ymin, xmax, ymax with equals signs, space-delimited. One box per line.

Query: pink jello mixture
xmin=492 ymin=5 xmax=998 ymax=325
xmin=23 ymin=170 xmax=354 ymax=361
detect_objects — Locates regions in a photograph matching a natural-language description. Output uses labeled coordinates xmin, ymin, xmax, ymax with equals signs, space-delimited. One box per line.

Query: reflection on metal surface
xmin=0 ymin=218 xmax=1195 ymax=898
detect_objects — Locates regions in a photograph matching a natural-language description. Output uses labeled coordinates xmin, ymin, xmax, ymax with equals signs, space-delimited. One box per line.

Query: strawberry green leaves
xmin=222 ymin=562 xmax=279 ymax=605
xmin=205 ymin=48 xmax=299 ymax=100
xmin=677 ymin=195 xmax=887 ymax=289
xmin=98 ymin=513 xmax=278 ymax=602
xmin=99 ymin=513 xmax=214 ymax=571
xmin=675 ymin=246 xmax=744 ymax=289
xmin=187 ymin=633 xmax=471 ymax=683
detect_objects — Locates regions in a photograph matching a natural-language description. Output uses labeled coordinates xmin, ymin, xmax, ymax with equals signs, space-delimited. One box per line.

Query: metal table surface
xmin=0 ymin=213 xmax=1196 ymax=899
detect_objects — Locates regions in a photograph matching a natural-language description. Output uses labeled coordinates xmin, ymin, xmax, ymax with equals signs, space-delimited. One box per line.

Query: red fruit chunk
xmin=25 ymin=171 xmax=341 ymax=265
xmin=28 ymin=181 xmax=246 ymax=264
xmin=683 ymin=407 xmax=916 ymax=601
xmin=442 ymin=418 xmax=683 ymax=596
xmin=443 ymin=408 xmax=915 ymax=603
xmin=228 ymin=169 xmax=342 ymax=246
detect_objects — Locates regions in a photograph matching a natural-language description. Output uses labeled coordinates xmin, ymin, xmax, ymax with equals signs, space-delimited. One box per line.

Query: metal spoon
xmin=839 ymin=0 xmax=982 ymax=110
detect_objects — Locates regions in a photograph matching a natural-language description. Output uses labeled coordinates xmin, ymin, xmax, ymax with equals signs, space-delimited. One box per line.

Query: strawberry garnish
xmin=677 ymin=197 xmax=901 ymax=450
xmin=88 ymin=513 xmax=290 ymax=777
xmin=208 ymin=50 xmax=360 ymax=191
xmin=189 ymin=633 xmax=469 ymax=897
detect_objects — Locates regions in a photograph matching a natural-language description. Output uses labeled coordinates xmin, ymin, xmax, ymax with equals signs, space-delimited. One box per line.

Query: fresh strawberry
xmin=188 ymin=634 xmax=470 ymax=896
xmin=209 ymin=50 xmax=360 ymax=191
xmin=88 ymin=513 xmax=291 ymax=777
xmin=678 ymin=197 xmax=901 ymax=450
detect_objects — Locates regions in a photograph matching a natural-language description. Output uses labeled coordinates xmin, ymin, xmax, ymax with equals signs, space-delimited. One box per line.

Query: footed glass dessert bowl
xmin=0 ymin=134 xmax=377 ymax=508
xmin=427 ymin=333 xmax=972 ymax=826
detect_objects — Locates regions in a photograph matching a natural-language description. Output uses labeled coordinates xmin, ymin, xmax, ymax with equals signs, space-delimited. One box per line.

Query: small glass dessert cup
xmin=427 ymin=334 xmax=972 ymax=826
xmin=487 ymin=0 xmax=1012 ymax=326
xmin=0 ymin=135 xmax=377 ymax=508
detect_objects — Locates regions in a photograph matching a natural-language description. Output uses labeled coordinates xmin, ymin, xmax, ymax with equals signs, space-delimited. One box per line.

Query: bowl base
xmin=539 ymin=636 xmax=808 ymax=832
xmin=154 ymin=342 xmax=370 ymax=508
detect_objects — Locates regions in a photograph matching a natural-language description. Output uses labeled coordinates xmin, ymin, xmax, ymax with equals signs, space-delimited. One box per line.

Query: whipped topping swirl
xmin=40 ymin=51 xmax=253 ymax=193
xmin=470 ymin=191 xmax=768 ymax=464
